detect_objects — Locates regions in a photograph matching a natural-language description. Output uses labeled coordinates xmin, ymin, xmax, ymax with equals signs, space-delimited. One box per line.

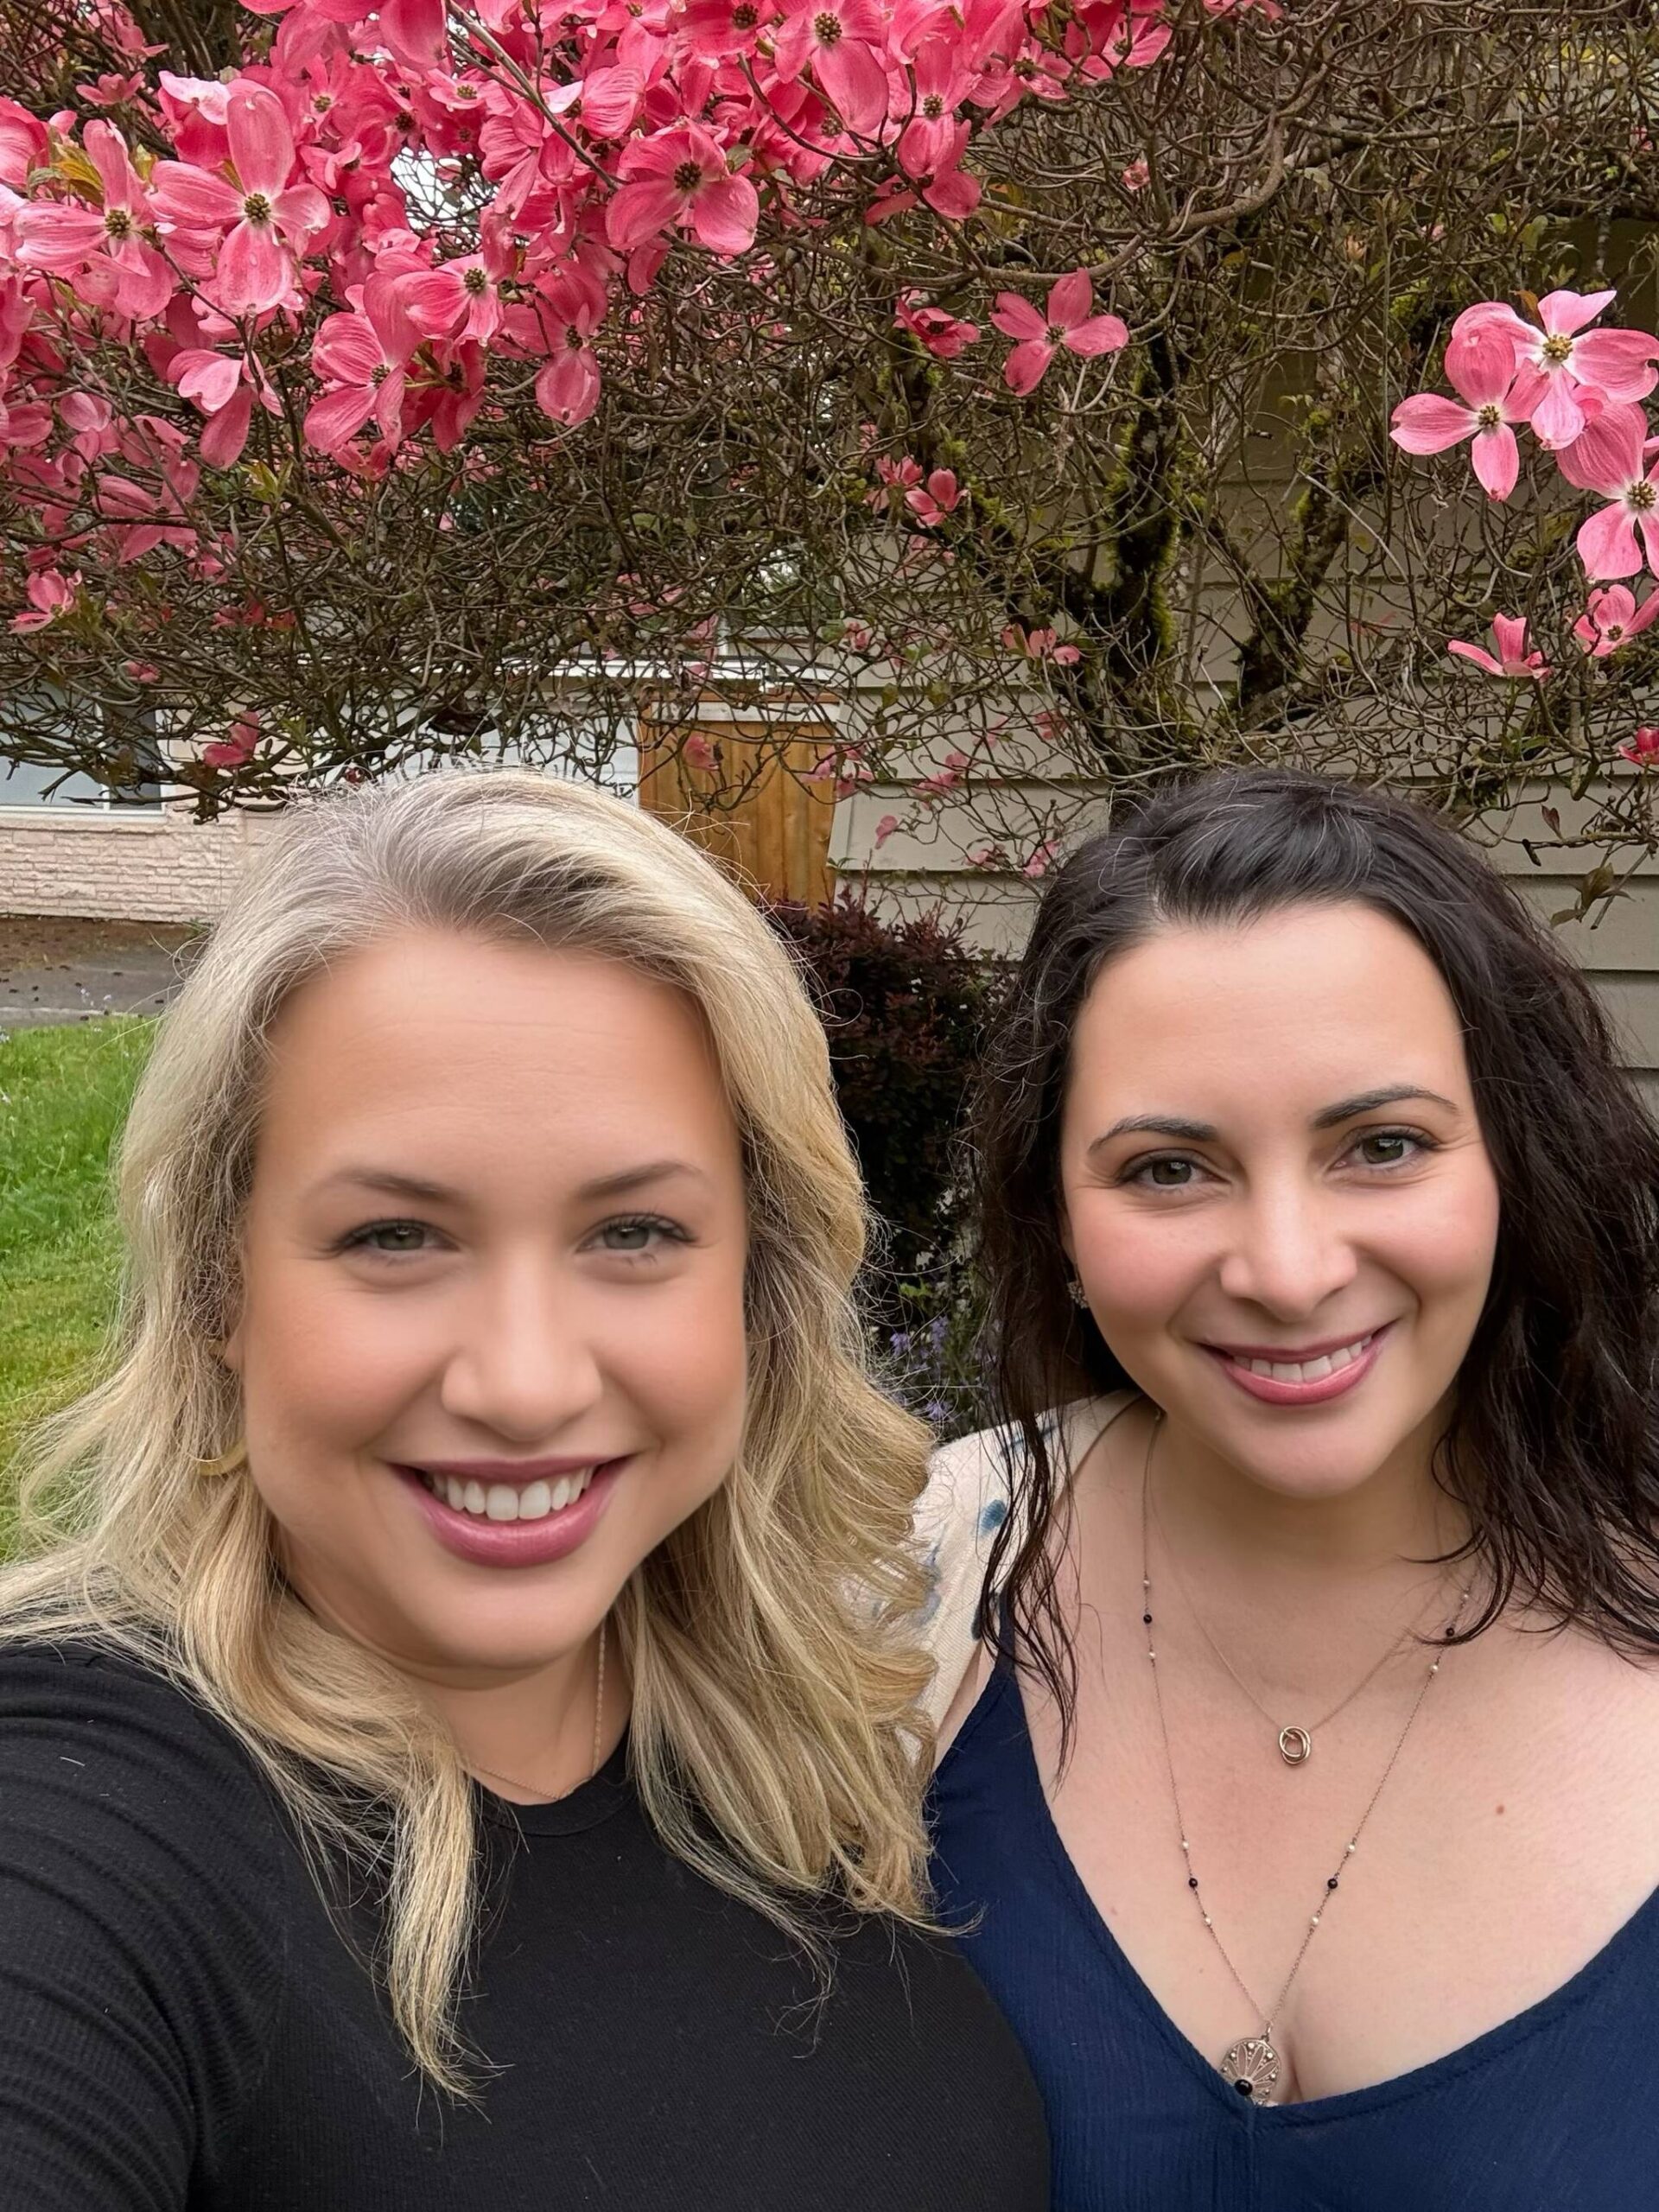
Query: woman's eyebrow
xmin=311 ymin=1167 xmax=460 ymax=1204
xmin=308 ymin=1160 xmax=709 ymax=1205
xmin=1310 ymin=1084 xmax=1458 ymax=1127
xmin=1089 ymin=1115 xmax=1218 ymax=1152
xmin=574 ymin=1160 xmax=709 ymax=1201
xmin=1088 ymin=1086 xmax=1459 ymax=1154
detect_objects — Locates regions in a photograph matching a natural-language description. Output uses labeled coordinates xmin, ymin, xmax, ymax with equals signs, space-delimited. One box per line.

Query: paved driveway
xmin=0 ymin=919 xmax=197 ymax=1033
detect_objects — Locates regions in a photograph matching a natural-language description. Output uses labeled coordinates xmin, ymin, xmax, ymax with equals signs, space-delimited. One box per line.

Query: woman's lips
xmin=393 ymin=1456 xmax=626 ymax=1567
xmin=1206 ymin=1324 xmax=1392 ymax=1407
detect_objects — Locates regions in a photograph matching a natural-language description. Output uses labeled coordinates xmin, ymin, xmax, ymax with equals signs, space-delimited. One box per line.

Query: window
xmin=0 ymin=698 xmax=166 ymax=810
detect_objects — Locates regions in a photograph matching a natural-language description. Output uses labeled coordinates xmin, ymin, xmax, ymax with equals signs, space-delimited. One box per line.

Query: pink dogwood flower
xmin=683 ymin=0 xmax=775 ymax=58
xmin=1459 ymin=289 xmax=1659 ymax=449
xmin=403 ymin=226 xmax=517 ymax=347
xmin=15 ymin=120 xmax=171 ymax=319
xmin=1389 ymin=327 xmax=1529 ymax=500
xmin=150 ymin=82 xmax=329 ymax=315
xmin=1446 ymin=613 xmax=1550 ymax=680
xmin=992 ymin=269 xmax=1128 ymax=394
xmin=905 ymin=467 xmax=961 ymax=525
xmin=303 ymin=273 xmax=421 ymax=454
xmin=10 ymin=564 xmax=76 ymax=632
xmin=868 ymin=453 xmax=923 ymax=511
xmin=866 ymin=126 xmax=982 ymax=222
xmin=533 ymin=270 xmax=605 ymax=427
xmin=773 ymin=0 xmax=890 ymax=134
xmin=203 ymin=708 xmax=261 ymax=770
xmin=166 ymin=346 xmax=270 ymax=467
xmin=1555 ymin=404 xmax=1659 ymax=581
xmin=893 ymin=290 xmax=979 ymax=358
xmin=1002 ymin=622 xmax=1080 ymax=663
xmin=898 ymin=42 xmax=977 ymax=180
xmin=973 ymin=35 xmax=1071 ymax=123
xmin=606 ymin=124 xmax=760 ymax=257
xmin=1621 ymin=727 xmax=1659 ymax=768
xmin=1573 ymin=583 xmax=1659 ymax=658
xmin=78 ymin=71 xmax=146 ymax=108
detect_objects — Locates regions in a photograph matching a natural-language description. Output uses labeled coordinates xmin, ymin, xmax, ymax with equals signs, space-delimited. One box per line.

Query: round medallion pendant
xmin=1221 ymin=2035 xmax=1281 ymax=2105
xmin=1277 ymin=1724 xmax=1313 ymax=1767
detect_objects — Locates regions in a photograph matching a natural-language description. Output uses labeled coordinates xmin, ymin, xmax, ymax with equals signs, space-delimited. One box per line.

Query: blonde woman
xmin=0 ymin=770 xmax=1047 ymax=2211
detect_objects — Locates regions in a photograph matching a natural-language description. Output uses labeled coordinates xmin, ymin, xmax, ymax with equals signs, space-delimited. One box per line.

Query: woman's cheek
xmin=1073 ymin=1200 xmax=1212 ymax=1341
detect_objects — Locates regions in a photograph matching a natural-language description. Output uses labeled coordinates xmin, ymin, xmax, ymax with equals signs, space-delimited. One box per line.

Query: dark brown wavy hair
xmin=973 ymin=768 xmax=1659 ymax=1735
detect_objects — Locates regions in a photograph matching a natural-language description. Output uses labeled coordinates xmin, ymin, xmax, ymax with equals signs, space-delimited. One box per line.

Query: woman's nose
xmin=437 ymin=1261 xmax=606 ymax=1444
xmin=1215 ymin=1183 xmax=1359 ymax=1320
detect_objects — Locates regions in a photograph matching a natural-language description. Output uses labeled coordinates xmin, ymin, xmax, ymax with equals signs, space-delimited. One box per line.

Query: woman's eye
xmin=1128 ymin=1156 xmax=1200 ymax=1190
xmin=1352 ymin=1129 xmax=1427 ymax=1168
xmin=342 ymin=1219 xmax=436 ymax=1255
xmin=593 ymin=1214 xmax=685 ymax=1256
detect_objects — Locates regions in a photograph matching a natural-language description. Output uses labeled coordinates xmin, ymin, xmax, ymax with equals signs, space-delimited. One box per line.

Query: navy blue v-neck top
xmin=930 ymin=1648 xmax=1659 ymax=2211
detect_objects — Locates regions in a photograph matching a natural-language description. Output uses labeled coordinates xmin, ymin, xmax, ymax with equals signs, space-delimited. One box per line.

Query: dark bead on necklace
xmin=1188 ymin=1876 xmax=1198 ymax=1888
xmin=1326 ymin=1877 xmax=1339 ymax=1890
xmin=1235 ymin=2077 xmax=1255 ymax=2095
xmin=1143 ymin=1613 xmax=1153 ymax=1624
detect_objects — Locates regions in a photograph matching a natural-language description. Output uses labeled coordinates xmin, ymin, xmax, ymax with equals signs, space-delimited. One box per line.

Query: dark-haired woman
xmin=918 ymin=768 xmax=1659 ymax=2209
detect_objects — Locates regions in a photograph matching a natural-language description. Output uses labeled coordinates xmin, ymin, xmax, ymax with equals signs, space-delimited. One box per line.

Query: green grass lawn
xmin=1 ymin=1020 xmax=154 ymax=1527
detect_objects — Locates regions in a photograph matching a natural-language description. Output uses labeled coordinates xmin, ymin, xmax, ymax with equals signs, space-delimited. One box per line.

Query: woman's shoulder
xmin=912 ymin=1393 xmax=1136 ymax=1725
xmin=0 ymin=1635 xmax=296 ymax=2200
xmin=0 ymin=1631 xmax=283 ymax=1853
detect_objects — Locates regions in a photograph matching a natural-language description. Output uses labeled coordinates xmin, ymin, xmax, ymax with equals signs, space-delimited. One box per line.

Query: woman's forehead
xmin=1067 ymin=906 xmax=1471 ymax=1112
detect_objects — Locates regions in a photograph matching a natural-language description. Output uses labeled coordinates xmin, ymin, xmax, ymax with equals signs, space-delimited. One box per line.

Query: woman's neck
xmin=1150 ymin=1405 xmax=1466 ymax=1585
xmin=1105 ymin=1401 xmax=1474 ymax=1694
xmin=409 ymin=1628 xmax=621 ymax=1803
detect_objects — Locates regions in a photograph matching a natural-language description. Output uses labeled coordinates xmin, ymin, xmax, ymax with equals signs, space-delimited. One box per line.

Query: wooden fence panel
xmin=636 ymin=707 xmax=836 ymax=906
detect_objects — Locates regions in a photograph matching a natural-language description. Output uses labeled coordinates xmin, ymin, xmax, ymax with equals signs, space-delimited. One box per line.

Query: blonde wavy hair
xmin=2 ymin=767 xmax=936 ymax=2090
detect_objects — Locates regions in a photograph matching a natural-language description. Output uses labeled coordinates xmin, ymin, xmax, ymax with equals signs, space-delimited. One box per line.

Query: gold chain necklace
xmin=1149 ymin=1483 xmax=1451 ymax=1768
xmin=1139 ymin=1418 xmax=1467 ymax=2105
xmin=466 ymin=1618 xmax=609 ymax=1801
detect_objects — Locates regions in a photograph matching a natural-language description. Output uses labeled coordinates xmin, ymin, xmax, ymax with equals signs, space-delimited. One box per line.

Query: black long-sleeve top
xmin=0 ymin=1640 xmax=1048 ymax=2210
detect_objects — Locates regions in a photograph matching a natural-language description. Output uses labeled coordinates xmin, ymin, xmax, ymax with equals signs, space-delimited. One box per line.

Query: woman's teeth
xmin=1230 ymin=1332 xmax=1376 ymax=1383
xmin=418 ymin=1467 xmax=597 ymax=1522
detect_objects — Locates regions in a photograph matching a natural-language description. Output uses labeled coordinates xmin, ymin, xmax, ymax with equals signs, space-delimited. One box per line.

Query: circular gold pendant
xmin=1277 ymin=1725 xmax=1312 ymax=1766
xmin=1221 ymin=2035 xmax=1281 ymax=2105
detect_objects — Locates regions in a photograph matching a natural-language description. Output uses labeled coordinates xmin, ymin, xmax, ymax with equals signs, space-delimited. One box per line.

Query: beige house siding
xmin=835 ymin=773 xmax=1659 ymax=1097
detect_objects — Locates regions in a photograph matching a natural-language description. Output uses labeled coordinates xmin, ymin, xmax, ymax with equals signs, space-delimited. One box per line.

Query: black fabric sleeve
xmin=0 ymin=1643 xmax=291 ymax=2211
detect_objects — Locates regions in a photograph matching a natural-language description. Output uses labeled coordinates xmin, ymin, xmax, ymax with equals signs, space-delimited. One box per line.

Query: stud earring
xmin=1066 ymin=1277 xmax=1090 ymax=1309
xmin=194 ymin=1439 xmax=249 ymax=1478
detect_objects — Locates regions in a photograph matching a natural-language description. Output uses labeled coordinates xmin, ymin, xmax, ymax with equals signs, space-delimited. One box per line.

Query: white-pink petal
xmin=1529 ymin=375 xmax=1586 ymax=449
xmin=1389 ymin=393 xmax=1473 ymax=454
xmin=226 ymin=84 xmax=295 ymax=198
xmin=1471 ymin=423 xmax=1518 ymax=500
xmin=1578 ymin=500 xmax=1643 ymax=582
xmin=1065 ymin=312 xmax=1128 ymax=358
xmin=1537 ymin=287 xmax=1617 ymax=337
xmin=1444 ymin=327 xmax=1516 ymax=410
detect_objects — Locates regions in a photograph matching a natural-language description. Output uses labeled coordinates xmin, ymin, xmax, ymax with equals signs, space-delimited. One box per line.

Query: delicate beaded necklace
xmin=1139 ymin=1418 xmax=1468 ymax=2105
